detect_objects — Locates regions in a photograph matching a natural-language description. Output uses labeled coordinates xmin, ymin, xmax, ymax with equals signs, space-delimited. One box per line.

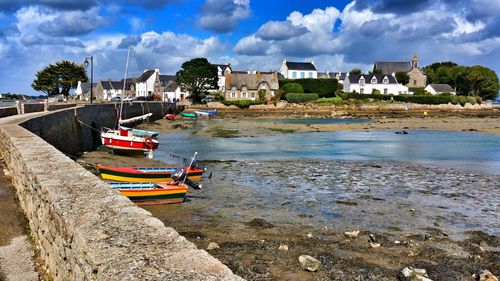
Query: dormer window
xmin=359 ymin=77 xmax=365 ymax=87
xmin=371 ymin=77 xmax=377 ymax=84
xmin=382 ymin=76 xmax=389 ymax=84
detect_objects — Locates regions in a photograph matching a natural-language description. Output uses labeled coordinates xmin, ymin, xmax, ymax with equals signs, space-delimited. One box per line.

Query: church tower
xmin=411 ymin=52 xmax=419 ymax=68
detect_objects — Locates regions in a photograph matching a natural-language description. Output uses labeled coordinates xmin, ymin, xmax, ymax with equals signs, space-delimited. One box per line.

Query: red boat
xmin=164 ymin=114 xmax=176 ymax=120
xmin=101 ymin=127 xmax=158 ymax=152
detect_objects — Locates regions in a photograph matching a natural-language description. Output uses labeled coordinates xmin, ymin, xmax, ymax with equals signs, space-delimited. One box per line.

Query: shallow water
xmin=150 ymin=122 xmax=500 ymax=238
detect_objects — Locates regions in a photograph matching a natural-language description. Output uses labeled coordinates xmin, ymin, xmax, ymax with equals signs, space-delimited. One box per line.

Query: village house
xmin=213 ymin=64 xmax=232 ymax=92
xmin=373 ymin=53 xmax=427 ymax=88
xmin=135 ymin=69 xmax=161 ymax=98
xmin=318 ymin=71 xmax=347 ymax=84
xmin=279 ymin=60 xmax=318 ymax=79
xmin=74 ymin=81 xmax=96 ymax=100
xmin=343 ymin=73 xmax=409 ymax=95
xmin=95 ymin=79 xmax=135 ymax=100
xmin=425 ymin=84 xmax=456 ymax=95
xmin=225 ymin=71 xmax=279 ymax=101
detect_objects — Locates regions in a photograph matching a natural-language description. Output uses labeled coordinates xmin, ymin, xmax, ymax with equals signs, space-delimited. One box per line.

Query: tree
xmin=281 ymin=83 xmax=303 ymax=94
xmin=32 ymin=60 xmax=88 ymax=97
xmin=465 ymin=66 xmax=499 ymax=100
xmin=395 ymin=72 xmax=410 ymax=85
xmin=175 ymin=58 xmax=218 ymax=103
xmin=371 ymin=68 xmax=382 ymax=74
xmin=349 ymin=68 xmax=362 ymax=75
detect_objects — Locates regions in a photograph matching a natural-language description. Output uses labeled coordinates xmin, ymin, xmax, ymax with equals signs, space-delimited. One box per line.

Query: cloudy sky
xmin=1 ymin=0 xmax=499 ymax=94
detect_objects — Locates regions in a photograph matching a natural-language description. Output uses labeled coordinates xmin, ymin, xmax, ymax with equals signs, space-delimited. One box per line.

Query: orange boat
xmin=110 ymin=182 xmax=188 ymax=206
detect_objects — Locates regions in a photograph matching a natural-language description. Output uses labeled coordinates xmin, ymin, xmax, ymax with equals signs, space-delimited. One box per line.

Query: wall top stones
xmin=0 ymin=105 xmax=243 ymax=281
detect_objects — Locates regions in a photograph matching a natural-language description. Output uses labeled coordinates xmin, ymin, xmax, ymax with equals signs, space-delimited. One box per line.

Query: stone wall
xmin=0 ymin=107 xmax=242 ymax=281
xmin=22 ymin=103 xmax=45 ymax=114
xmin=0 ymin=107 xmax=18 ymax=118
xmin=47 ymin=103 xmax=77 ymax=111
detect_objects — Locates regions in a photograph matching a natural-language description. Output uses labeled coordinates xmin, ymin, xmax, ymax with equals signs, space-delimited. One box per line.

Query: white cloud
xmin=197 ymin=0 xmax=250 ymax=33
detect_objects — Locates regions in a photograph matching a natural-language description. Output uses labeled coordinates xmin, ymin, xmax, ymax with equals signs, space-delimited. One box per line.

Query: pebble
xmin=368 ymin=234 xmax=376 ymax=242
xmin=473 ymin=269 xmax=498 ymax=281
xmin=398 ymin=266 xmax=433 ymax=281
xmin=344 ymin=230 xmax=360 ymax=238
xmin=369 ymin=242 xmax=381 ymax=248
xmin=306 ymin=233 xmax=313 ymax=238
xmin=299 ymin=255 xmax=320 ymax=272
xmin=278 ymin=244 xmax=288 ymax=251
xmin=207 ymin=242 xmax=219 ymax=250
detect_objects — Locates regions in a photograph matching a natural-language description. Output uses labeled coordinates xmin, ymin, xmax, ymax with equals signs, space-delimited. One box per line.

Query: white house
xmin=424 ymin=84 xmax=456 ymax=95
xmin=213 ymin=64 xmax=232 ymax=92
xmin=279 ymin=60 xmax=318 ymax=79
xmin=162 ymin=82 xmax=189 ymax=102
xmin=343 ymin=73 xmax=409 ymax=95
xmin=135 ymin=69 xmax=160 ymax=97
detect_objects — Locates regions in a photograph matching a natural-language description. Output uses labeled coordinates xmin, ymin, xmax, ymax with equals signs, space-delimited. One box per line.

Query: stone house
xmin=343 ymin=73 xmax=409 ymax=95
xmin=373 ymin=53 xmax=427 ymax=88
xmin=75 ymin=81 xmax=96 ymax=101
xmin=225 ymin=71 xmax=279 ymax=101
xmin=279 ymin=60 xmax=318 ymax=79
xmin=424 ymin=84 xmax=456 ymax=95
xmin=95 ymin=80 xmax=135 ymax=100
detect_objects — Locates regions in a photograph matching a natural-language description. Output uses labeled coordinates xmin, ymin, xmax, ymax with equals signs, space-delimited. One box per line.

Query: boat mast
xmin=119 ymin=45 xmax=131 ymax=124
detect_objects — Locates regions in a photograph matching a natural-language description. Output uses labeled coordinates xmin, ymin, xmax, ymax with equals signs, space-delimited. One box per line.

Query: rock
xmin=278 ymin=244 xmax=288 ymax=251
xmin=472 ymin=270 xmax=498 ymax=281
xmin=245 ymin=218 xmax=275 ymax=229
xmin=369 ymin=234 xmax=377 ymax=242
xmin=344 ymin=230 xmax=360 ymax=238
xmin=306 ymin=233 xmax=313 ymax=238
xmin=207 ymin=242 xmax=219 ymax=250
xmin=395 ymin=131 xmax=409 ymax=135
xmin=299 ymin=255 xmax=320 ymax=272
xmin=369 ymin=242 xmax=381 ymax=248
xmin=398 ymin=266 xmax=433 ymax=281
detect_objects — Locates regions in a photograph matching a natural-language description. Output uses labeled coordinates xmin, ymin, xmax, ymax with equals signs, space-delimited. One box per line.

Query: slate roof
xmin=428 ymin=84 xmax=455 ymax=93
xmin=229 ymin=72 xmax=279 ymax=90
xmin=374 ymin=62 xmax=412 ymax=74
xmin=159 ymin=75 xmax=176 ymax=86
xmin=348 ymin=74 xmax=398 ymax=84
xmin=138 ymin=70 xmax=156 ymax=82
xmin=318 ymin=72 xmax=347 ymax=80
xmin=285 ymin=61 xmax=317 ymax=71
xmin=80 ymin=82 xmax=96 ymax=93
xmin=215 ymin=64 xmax=231 ymax=72
xmin=100 ymin=80 xmax=132 ymax=90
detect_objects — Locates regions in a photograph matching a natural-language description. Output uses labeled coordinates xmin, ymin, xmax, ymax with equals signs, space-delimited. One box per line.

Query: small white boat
xmin=194 ymin=111 xmax=210 ymax=117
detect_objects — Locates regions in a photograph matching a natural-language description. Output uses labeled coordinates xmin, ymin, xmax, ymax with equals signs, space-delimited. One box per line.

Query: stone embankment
xmin=0 ymin=103 xmax=242 ymax=281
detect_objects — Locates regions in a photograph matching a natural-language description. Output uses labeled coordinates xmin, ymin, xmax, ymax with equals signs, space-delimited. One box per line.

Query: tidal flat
xmin=79 ymin=116 xmax=500 ymax=280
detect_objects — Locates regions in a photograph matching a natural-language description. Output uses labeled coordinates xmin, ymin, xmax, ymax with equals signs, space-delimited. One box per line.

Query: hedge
xmin=281 ymin=83 xmax=303 ymax=94
xmin=316 ymin=96 xmax=343 ymax=104
xmin=342 ymin=92 xmax=478 ymax=105
xmin=280 ymin=78 xmax=338 ymax=98
xmin=409 ymin=87 xmax=427 ymax=95
xmin=222 ymin=100 xmax=264 ymax=108
xmin=285 ymin=93 xmax=319 ymax=103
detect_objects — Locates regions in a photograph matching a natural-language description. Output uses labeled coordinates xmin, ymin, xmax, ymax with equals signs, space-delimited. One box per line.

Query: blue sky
xmin=1 ymin=0 xmax=499 ymax=95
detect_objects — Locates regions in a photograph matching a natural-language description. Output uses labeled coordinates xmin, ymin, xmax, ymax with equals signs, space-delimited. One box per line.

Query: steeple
xmin=412 ymin=52 xmax=419 ymax=68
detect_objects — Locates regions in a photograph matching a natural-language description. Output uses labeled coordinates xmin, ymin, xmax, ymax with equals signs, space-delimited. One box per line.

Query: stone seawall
xmin=0 ymin=105 xmax=242 ymax=281
xmin=0 ymin=106 xmax=18 ymax=118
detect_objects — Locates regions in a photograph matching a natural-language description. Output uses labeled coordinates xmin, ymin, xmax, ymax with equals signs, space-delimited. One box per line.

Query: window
xmin=359 ymin=77 xmax=365 ymax=87
xmin=308 ymin=72 xmax=313 ymax=78
xmin=242 ymin=92 xmax=247 ymax=98
xmin=300 ymin=72 xmax=305 ymax=78
xmin=251 ymin=93 xmax=255 ymax=98
xmin=371 ymin=77 xmax=377 ymax=83
xmin=231 ymin=92 xmax=236 ymax=98
xmin=383 ymin=77 xmax=389 ymax=84
xmin=360 ymin=88 xmax=364 ymax=94
xmin=384 ymin=88 xmax=388 ymax=95
xmin=413 ymin=80 xmax=417 ymax=86
xmin=292 ymin=72 xmax=297 ymax=78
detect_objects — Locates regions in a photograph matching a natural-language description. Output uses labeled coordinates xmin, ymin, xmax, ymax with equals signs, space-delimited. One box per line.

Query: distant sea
xmin=0 ymin=101 xmax=16 ymax=107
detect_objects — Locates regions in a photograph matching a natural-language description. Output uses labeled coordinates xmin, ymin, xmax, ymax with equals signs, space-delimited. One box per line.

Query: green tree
xmin=465 ymin=66 xmax=499 ymax=100
xmin=371 ymin=68 xmax=382 ymax=74
xmin=349 ymin=68 xmax=362 ymax=75
xmin=395 ymin=71 xmax=410 ymax=85
xmin=32 ymin=60 xmax=87 ymax=97
xmin=175 ymin=58 xmax=218 ymax=103
xmin=281 ymin=83 xmax=303 ymax=94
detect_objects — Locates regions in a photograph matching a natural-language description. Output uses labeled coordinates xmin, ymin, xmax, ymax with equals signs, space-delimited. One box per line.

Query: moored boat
xmin=199 ymin=109 xmax=217 ymax=116
xmin=97 ymin=165 xmax=205 ymax=182
xmin=164 ymin=114 xmax=176 ymax=120
xmin=101 ymin=127 xmax=158 ymax=152
xmin=109 ymin=182 xmax=188 ymax=206
xmin=194 ymin=110 xmax=210 ymax=117
xmin=181 ymin=112 xmax=197 ymax=118
xmin=118 ymin=125 xmax=159 ymax=138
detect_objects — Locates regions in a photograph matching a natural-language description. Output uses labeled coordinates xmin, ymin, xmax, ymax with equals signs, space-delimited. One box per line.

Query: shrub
xmin=466 ymin=96 xmax=477 ymax=105
xmin=316 ymin=96 xmax=343 ymax=104
xmin=222 ymin=100 xmax=264 ymax=108
xmin=285 ymin=93 xmax=319 ymax=103
xmin=342 ymin=92 xmax=385 ymax=100
xmin=409 ymin=87 xmax=427 ymax=95
xmin=281 ymin=83 xmax=303 ymax=94
xmin=258 ymin=89 xmax=267 ymax=101
xmin=280 ymin=79 xmax=338 ymax=98
xmin=372 ymin=89 xmax=381 ymax=95
xmin=475 ymin=96 xmax=483 ymax=104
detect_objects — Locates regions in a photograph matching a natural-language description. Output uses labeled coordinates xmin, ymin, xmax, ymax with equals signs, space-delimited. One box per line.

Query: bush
xmin=409 ymin=87 xmax=427 ymax=95
xmin=372 ymin=89 xmax=381 ymax=95
xmin=285 ymin=93 xmax=319 ymax=103
xmin=316 ymin=96 xmax=343 ymax=104
xmin=222 ymin=100 xmax=264 ymax=108
xmin=281 ymin=83 xmax=303 ymax=94
xmin=342 ymin=92 xmax=385 ymax=100
xmin=280 ymin=79 xmax=338 ymax=98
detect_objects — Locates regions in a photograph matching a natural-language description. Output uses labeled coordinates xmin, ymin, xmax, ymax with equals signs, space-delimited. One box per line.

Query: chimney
xmin=256 ymin=71 xmax=261 ymax=80
xmin=225 ymin=72 xmax=231 ymax=90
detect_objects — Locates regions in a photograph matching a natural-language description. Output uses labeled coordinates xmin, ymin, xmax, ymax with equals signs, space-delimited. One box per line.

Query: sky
xmin=0 ymin=0 xmax=499 ymax=95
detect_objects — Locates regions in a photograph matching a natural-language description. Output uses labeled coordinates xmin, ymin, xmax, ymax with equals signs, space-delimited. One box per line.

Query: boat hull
xmin=97 ymin=165 xmax=204 ymax=182
xmin=110 ymin=182 xmax=188 ymax=206
xmin=181 ymin=112 xmax=197 ymax=118
xmin=101 ymin=130 xmax=159 ymax=152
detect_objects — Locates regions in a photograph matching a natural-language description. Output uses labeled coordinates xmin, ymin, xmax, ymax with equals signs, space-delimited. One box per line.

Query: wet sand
xmin=78 ymin=114 xmax=500 ymax=280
